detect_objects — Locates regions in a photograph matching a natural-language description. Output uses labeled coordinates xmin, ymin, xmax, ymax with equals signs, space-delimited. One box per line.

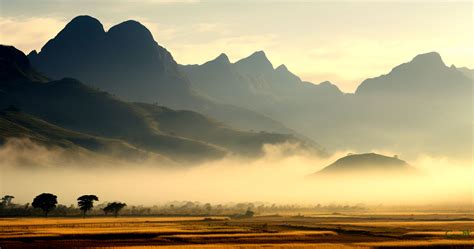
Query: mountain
xmin=28 ymin=16 xmax=189 ymax=105
xmin=181 ymin=51 xmax=346 ymax=146
xmin=1 ymin=45 xmax=315 ymax=164
xmin=349 ymin=52 xmax=472 ymax=159
xmin=183 ymin=51 xmax=472 ymax=160
xmin=27 ymin=15 xmax=293 ymax=135
xmin=181 ymin=51 xmax=343 ymax=113
xmin=452 ymin=66 xmax=473 ymax=80
xmin=0 ymin=107 xmax=168 ymax=165
xmin=311 ymin=153 xmax=414 ymax=176
xmin=355 ymin=52 xmax=469 ymax=95
xmin=21 ymin=15 xmax=472 ymax=159
xmin=132 ymin=103 xmax=311 ymax=157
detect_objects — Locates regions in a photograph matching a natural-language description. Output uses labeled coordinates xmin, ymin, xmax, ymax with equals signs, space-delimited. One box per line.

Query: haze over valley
xmin=0 ymin=14 xmax=471 ymax=207
xmin=0 ymin=2 xmax=473 ymax=247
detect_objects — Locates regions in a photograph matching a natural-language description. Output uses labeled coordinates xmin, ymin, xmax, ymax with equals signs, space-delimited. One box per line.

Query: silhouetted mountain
xmin=182 ymin=51 xmax=347 ymax=155
xmin=234 ymin=51 xmax=274 ymax=75
xmin=213 ymin=53 xmax=231 ymax=64
xmin=21 ymin=15 xmax=472 ymax=159
xmin=28 ymin=16 xmax=292 ymax=134
xmin=0 ymin=45 xmax=46 ymax=82
xmin=311 ymin=153 xmax=413 ymax=176
xmin=29 ymin=15 xmax=190 ymax=106
xmin=347 ymin=52 xmax=472 ymax=159
xmin=183 ymin=50 xmax=472 ymax=160
xmin=181 ymin=51 xmax=344 ymax=118
xmin=2 ymin=45 xmax=314 ymax=164
xmin=356 ymin=52 xmax=468 ymax=94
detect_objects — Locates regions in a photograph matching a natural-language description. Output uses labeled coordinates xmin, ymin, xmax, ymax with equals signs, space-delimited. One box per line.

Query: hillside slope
xmin=134 ymin=103 xmax=313 ymax=157
xmin=1 ymin=45 xmax=315 ymax=164
xmin=311 ymin=153 xmax=414 ymax=176
xmin=0 ymin=108 xmax=168 ymax=164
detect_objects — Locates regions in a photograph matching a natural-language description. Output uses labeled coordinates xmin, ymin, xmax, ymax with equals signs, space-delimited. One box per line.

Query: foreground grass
xmin=86 ymin=244 xmax=369 ymax=249
xmin=0 ymin=214 xmax=473 ymax=248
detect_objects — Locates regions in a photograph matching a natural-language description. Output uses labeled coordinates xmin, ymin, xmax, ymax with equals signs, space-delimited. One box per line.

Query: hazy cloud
xmin=1 ymin=139 xmax=471 ymax=206
xmin=0 ymin=17 xmax=65 ymax=53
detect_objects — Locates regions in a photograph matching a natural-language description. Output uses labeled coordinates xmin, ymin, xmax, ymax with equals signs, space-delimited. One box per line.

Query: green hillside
xmin=0 ymin=108 xmax=170 ymax=164
xmin=134 ymin=103 xmax=308 ymax=157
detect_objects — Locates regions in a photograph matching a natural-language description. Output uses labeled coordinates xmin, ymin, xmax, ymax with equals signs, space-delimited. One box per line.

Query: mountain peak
xmin=0 ymin=45 xmax=30 ymax=69
xmin=319 ymin=80 xmax=332 ymax=85
xmin=410 ymin=51 xmax=445 ymax=68
xmin=318 ymin=80 xmax=337 ymax=88
xmin=59 ymin=15 xmax=105 ymax=38
xmin=201 ymin=53 xmax=230 ymax=68
xmin=235 ymin=50 xmax=273 ymax=72
xmin=37 ymin=15 xmax=105 ymax=57
xmin=0 ymin=45 xmax=43 ymax=82
xmin=247 ymin=50 xmax=269 ymax=61
xmin=107 ymin=20 xmax=155 ymax=44
xmin=252 ymin=50 xmax=266 ymax=56
xmin=276 ymin=64 xmax=288 ymax=72
xmin=69 ymin=15 xmax=102 ymax=26
xmin=214 ymin=53 xmax=230 ymax=64
xmin=316 ymin=81 xmax=343 ymax=94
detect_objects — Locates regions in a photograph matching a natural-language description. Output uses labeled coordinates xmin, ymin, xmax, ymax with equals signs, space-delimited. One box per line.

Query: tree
xmin=244 ymin=208 xmax=254 ymax=218
xmin=1 ymin=195 xmax=14 ymax=207
xmin=32 ymin=193 xmax=57 ymax=217
xmin=204 ymin=203 xmax=212 ymax=215
xmin=77 ymin=195 xmax=99 ymax=218
xmin=103 ymin=202 xmax=126 ymax=217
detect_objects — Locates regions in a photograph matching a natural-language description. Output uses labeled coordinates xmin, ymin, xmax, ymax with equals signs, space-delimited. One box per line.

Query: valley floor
xmin=1 ymin=212 xmax=473 ymax=248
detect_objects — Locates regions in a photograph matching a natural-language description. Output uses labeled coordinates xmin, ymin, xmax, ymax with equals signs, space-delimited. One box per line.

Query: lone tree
xmin=0 ymin=195 xmax=14 ymax=207
xmin=244 ymin=208 xmax=255 ymax=218
xmin=77 ymin=195 xmax=99 ymax=218
xmin=32 ymin=193 xmax=57 ymax=217
xmin=103 ymin=202 xmax=126 ymax=217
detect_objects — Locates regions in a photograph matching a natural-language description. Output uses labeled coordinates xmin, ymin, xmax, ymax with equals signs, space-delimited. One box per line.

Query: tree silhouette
xmin=77 ymin=195 xmax=99 ymax=218
xmin=244 ymin=208 xmax=254 ymax=218
xmin=0 ymin=195 xmax=14 ymax=207
xmin=32 ymin=193 xmax=57 ymax=217
xmin=103 ymin=202 xmax=126 ymax=217
xmin=204 ymin=203 xmax=212 ymax=215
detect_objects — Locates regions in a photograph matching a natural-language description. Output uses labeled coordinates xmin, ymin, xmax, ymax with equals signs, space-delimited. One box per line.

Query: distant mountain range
xmin=180 ymin=51 xmax=343 ymax=118
xmin=2 ymin=15 xmax=472 ymax=162
xmin=454 ymin=66 xmax=473 ymax=80
xmin=0 ymin=45 xmax=315 ymax=165
xmin=183 ymin=50 xmax=472 ymax=160
xmin=310 ymin=153 xmax=414 ymax=176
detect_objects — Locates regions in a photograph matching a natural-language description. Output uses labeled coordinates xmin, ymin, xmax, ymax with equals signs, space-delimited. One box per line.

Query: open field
xmin=0 ymin=212 xmax=473 ymax=248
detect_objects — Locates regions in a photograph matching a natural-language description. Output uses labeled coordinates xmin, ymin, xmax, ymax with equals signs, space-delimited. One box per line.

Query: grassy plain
xmin=0 ymin=212 xmax=473 ymax=248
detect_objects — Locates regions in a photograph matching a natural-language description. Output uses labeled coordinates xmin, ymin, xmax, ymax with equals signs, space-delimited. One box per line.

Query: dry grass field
xmin=0 ymin=212 xmax=473 ymax=248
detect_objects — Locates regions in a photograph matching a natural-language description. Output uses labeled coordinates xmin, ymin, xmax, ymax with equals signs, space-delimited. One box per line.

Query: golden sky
xmin=0 ymin=0 xmax=472 ymax=92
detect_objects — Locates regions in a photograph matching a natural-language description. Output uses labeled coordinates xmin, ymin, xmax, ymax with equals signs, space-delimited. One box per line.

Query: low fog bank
xmin=0 ymin=138 xmax=472 ymax=207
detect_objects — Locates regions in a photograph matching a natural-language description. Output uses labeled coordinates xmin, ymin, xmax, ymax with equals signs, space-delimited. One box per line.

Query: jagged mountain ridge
xmin=22 ymin=15 xmax=473 ymax=160
xmin=27 ymin=15 xmax=294 ymax=135
xmin=1 ymin=45 xmax=316 ymax=164
xmin=182 ymin=50 xmax=472 ymax=159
